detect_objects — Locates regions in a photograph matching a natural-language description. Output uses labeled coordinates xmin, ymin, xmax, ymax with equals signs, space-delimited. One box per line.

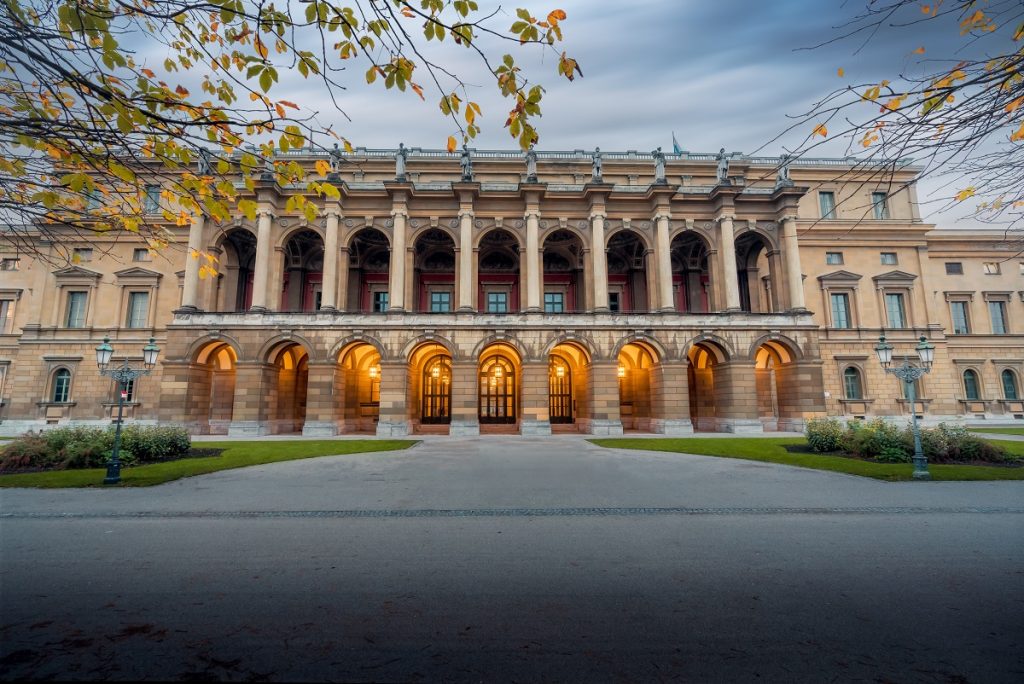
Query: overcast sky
xmin=145 ymin=1 xmax=995 ymax=228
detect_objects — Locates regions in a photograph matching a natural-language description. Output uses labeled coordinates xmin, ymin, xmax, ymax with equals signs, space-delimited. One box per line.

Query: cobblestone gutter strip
xmin=3 ymin=506 xmax=1024 ymax=520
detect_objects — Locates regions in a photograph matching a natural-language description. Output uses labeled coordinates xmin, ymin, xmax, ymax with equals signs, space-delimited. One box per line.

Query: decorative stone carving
xmin=592 ymin=147 xmax=602 ymax=182
xmin=653 ymin=147 xmax=666 ymax=184
xmin=395 ymin=142 xmax=408 ymax=181
xmin=460 ymin=145 xmax=473 ymax=181
xmin=449 ymin=218 xmax=459 ymax=228
xmin=525 ymin=144 xmax=537 ymax=183
xmin=344 ymin=218 xmax=354 ymax=227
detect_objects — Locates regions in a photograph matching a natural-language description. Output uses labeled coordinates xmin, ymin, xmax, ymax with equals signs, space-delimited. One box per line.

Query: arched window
xmin=52 ymin=368 xmax=71 ymax=403
xmin=421 ymin=355 xmax=452 ymax=424
xmin=963 ymin=369 xmax=981 ymax=401
xmin=843 ymin=367 xmax=863 ymax=400
xmin=1002 ymin=369 xmax=1020 ymax=400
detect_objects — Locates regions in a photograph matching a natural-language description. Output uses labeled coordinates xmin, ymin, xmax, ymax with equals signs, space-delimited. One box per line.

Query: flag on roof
xmin=672 ymin=132 xmax=682 ymax=155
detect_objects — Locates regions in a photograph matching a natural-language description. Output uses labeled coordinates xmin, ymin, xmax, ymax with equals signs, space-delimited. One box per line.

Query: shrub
xmin=806 ymin=417 xmax=844 ymax=452
xmin=119 ymin=425 xmax=190 ymax=463
xmin=839 ymin=419 xmax=909 ymax=460
xmin=0 ymin=424 xmax=191 ymax=473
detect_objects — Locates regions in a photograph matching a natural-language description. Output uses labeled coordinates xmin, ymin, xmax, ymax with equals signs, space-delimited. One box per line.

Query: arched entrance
xmin=542 ymin=230 xmax=585 ymax=313
xmin=214 ymin=229 xmax=256 ymax=312
xmin=606 ymin=230 xmax=651 ymax=312
xmin=478 ymin=229 xmax=520 ymax=313
xmin=671 ymin=232 xmax=711 ymax=312
xmin=735 ymin=232 xmax=776 ymax=313
xmin=408 ymin=342 xmax=454 ymax=433
xmin=549 ymin=355 xmax=573 ymax=424
xmin=687 ymin=342 xmax=724 ymax=432
xmin=338 ymin=342 xmax=382 ymax=433
xmin=754 ymin=340 xmax=799 ymax=431
xmin=413 ymin=229 xmax=456 ymax=312
xmin=190 ymin=341 xmax=237 ymax=434
xmin=346 ymin=228 xmax=391 ymax=312
xmin=280 ymin=230 xmax=324 ymax=311
xmin=618 ymin=341 xmax=658 ymax=432
xmin=268 ymin=342 xmax=309 ymax=434
xmin=479 ymin=354 xmax=517 ymax=424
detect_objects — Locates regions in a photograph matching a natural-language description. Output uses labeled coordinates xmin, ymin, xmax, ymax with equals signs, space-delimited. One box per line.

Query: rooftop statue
xmin=525 ymin=144 xmax=537 ymax=183
xmin=395 ymin=142 xmax=408 ymax=181
xmin=653 ymin=147 xmax=666 ymax=184
xmin=460 ymin=144 xmax=473 ymax=181
xmin=592 ymin=147 xmax=603 ymax=182
xmin=715 ymin=148 xmax=731 ymax=185
xmin=776 ymin=153 xmax=793 ymax=187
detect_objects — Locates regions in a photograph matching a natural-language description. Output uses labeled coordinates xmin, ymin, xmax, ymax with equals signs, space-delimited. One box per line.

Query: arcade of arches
xmin=164 ymin=330 xmax=825 ymax=437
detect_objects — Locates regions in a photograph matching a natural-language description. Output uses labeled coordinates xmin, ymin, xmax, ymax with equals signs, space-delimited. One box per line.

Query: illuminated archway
xmin=267 ymin=342 xmax=309 ymax=434
xmin=189 ymin=341 xmax=238 ymax=434
xmin=408 ymin=342 xmax=454 ymax=432
xmin=338 ymin=341 xmax=382 ymax=433
xmin=618 ymin=341 xmax=659 ymax=431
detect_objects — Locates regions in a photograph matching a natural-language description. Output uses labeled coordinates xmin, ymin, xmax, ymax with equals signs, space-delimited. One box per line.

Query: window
xmin=945 ymin=262 xmax=963 ymax=275
xmin=0 ymin=299 xmax=11 ymax=333
xmin=65 ymin=291 xmax=87 ymax=328
xmin=608 ymin=292 xmax=621 ymax=312
xmin=125 ymin=291 xmax=149 ymax=328
xmin=880 ymin=252 xmax=898 ymax=265
xmin=830 ymin=293 xmax=852 ymax=329
xmin=983 ymin=262 xmax=1001 ymax=275
xmin=143 ymin=184 xmax=160 ymax=213
xmin=372 ymin=291 xmax=389 ymax=313
xmin=429 ymin=291 xmax=451 ymax=313
xmin=989 ymin=300 xmax=1008 ymax=334
xmin=544 ymin=292 xmax=565 ymax=313
xmin=52 ymin=369 xmax=71 ymax=403
xmin=843 ymin=367 xmax=863 ymax=399
xmin=825 ymin=252 xmax=844 ymax=265
xmin=819 ymin=191 xmax=836 ymax=219
xmin=132 ymin=248 xmax=151 ymax=262
xmin=871 ymin=192 xmax=890 ymax=220
xmin=963 ymin=369 xmax=981 ymax=401
xmin=73 ymin=247 xmax=92 ymax=262
xmin=950 ymin=301 xmax=970 ymax=335
xmin=884 ymin=292 xmax=907 ymax=328
xmin=486 ymin=292 xmax=508 ymax=313
xmin=119 ymin=378 xmax=136 ymax=402
xmin=0 ymin=258 xmax=19 ymax=271
xmin=1002 ymin=370 xmax=1020 ymax=400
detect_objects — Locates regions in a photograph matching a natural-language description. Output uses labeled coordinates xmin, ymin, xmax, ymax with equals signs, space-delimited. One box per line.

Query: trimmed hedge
xmin=806 ymin=418 xmax=1012 ymax=464
xmin=0 ymin=425 xmax=191 ymax=472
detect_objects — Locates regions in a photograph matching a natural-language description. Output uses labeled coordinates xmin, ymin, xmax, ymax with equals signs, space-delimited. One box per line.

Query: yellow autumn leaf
xmin=315 ymin=159 xmax=330 ymax=176
xmin=955 ymin=187 xmax=976 ymax=202
xmin=812 ymin=124 xmax=828 ymax=138
xmin=446 ymin=135 xmax=457 ymax=153
xmin=1006 ymin=97 xmax=1024 ymax=114
xmin=913 ymin=46 xmax=926 ymax=54
xmin=837 ymin=67 xmax=844 ymax=77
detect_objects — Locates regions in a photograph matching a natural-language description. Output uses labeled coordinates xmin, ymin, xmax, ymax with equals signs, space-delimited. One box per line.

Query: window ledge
xmin=36 ymin=401 xmax=77 ymax=408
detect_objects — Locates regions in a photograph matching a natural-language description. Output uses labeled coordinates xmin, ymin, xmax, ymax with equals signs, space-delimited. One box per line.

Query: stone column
xmin=250 ymin=209 xmax=273 ymax=311
xmin=655 ymin=212 xmax=674 ymax=311
xmin=302 ymin=361 xmax=340 ymax=436
xmin=320 ymin=209 xmax=341 ymax=310
xmin=591 ymin=211 xmax=609 ymax=311
xmin=588 ymin=360 xmax=623 ymax=435
xmin=180 ymin=213 xmax=206 ymax=310
xmin=650 ymin=361 xmax=693 ymax=434
xmin=713 ymin=361 xmax=762 ymax=433
xmin=780 ymin=215 xmax=806 ymax=311
xmin=717 ymin=215 xmax=741 ymax=311
xmin=520 ymin=361 xmax=551 ymax=435
xmin=457 ymin=210 xmax=475 ymax=311
xmin=525 ymin=209 xmax=542 ymax=311
xmin=228 ymin=362 xmax=274 ymax=436
xmin=449 ymin=359 xmax=480 ymax=436
xmin=388 ymin=209 xmax=407 ymax=311
xmin=376 ymin=360 xmax=410 ymax=437
xmin=337 ymin=247 xmax=349 ymax=311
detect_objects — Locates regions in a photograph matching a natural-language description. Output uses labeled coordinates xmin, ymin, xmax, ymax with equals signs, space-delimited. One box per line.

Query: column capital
xmin=777 ymin=214 xmax=798 ymax=225
xmin=458 ymin=209 xmax=474 ymax=220
xmin=324 ymin=208 xmax=343 ymax=220
xmin=715 ymin=214 xmax=736 ymax=224
xmin=589 ymin=211 xmax=607 ymax=221
xmin=391 ymin=208 xmax=409 ymax=219
xmin=523 ymin=209 xmax=542 ymax=221
xmin=653 ymin=211 xmax=672 ymax=223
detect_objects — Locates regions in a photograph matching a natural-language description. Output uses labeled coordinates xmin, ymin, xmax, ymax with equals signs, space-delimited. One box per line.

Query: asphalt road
xmin=2 ymin=437 xmax=1023 ymax=682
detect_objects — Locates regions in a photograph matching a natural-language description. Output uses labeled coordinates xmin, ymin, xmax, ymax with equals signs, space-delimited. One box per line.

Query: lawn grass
xmin=589 ymin=437 xmax=1024 ymax=481
xmin=0 ymin=439 xmax=417 ymax=488
xmin=971 ymin=427 xmax=1024 ymax=436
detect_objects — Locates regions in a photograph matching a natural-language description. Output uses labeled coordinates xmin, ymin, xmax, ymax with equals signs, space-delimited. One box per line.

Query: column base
xmin=786 ymin=307 xmax=810 ymax=314
xmin=227 ymin=421 xmax=270 ymax=437
xmin=456 ymin=306 xmax=477 ymax=313
xmin=248 ymin=305 xmax=269 ymax=313
xmin=302 ymin=421 xmax=339 ymax=437
xmin=650 ymin=418 xmax=694 ymax=435
xmin=520 ymin=419 xmax=552 ymax=436
xmin=376 ymin=420 xmax=410 ymax=437
xmin=588 ymin=419 xmax=624 ymax=436
xmin=318 ymin=305 xmax=337 ymax=312
xmin=449 ymin=420 xmax=480 ymax=437
xmin=174 ymin=305 xmax=201 ymax=313
xmin=719 ymin=418 xmax=764 ymax=434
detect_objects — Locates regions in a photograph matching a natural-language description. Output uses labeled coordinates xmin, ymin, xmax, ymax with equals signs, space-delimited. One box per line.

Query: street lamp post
xmin=874 ymin=335 xmax=935 ymax=481
xmin=95 ymin=336 xmax=160 ymax=485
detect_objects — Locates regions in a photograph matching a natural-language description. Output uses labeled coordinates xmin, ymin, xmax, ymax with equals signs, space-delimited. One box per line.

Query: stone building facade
xmin=1 ymin=147 xmax=1022 ymax=436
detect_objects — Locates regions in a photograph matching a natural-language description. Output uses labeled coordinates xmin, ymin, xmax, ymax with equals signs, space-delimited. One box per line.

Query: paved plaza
xmin=2 ymin=436 xmax=1023 ymax=681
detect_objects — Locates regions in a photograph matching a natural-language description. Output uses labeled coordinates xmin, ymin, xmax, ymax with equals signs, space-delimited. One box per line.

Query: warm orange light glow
xmin=368 ymin=365 xmax=379 ymax=379
xmin=493 ymin=365 xmax=503 ymax=378
xmin=617 ymin=365 xmax=626 ymax=378
xmin=555 ymin=365 xmax=565 ymax=378
xmin=431 ymin=364 xmax=440 ymax=379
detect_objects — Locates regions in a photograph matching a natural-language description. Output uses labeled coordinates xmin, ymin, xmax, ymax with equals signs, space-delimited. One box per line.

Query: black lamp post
xmin=874 ymin=335 xmax=935 ymax=480
xmin=95 ymin=336 xmax=160 ymax=485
